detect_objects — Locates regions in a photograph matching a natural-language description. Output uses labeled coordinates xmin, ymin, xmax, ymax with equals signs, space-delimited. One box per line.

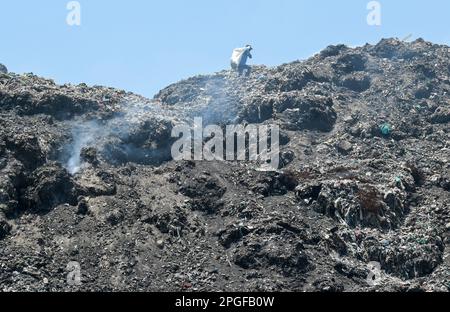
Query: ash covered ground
xmin=0 ymin=38 xmax=449 ymax=292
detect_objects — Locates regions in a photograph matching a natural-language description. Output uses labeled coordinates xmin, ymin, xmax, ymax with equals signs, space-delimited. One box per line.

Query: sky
xmin=1 ymin=0 xmax=450 ymax=97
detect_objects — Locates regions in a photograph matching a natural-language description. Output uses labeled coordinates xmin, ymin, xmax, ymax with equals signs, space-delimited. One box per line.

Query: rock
xmin=77 ymin=197 xmax=89 ymax=215
xmin=5 ymin=133 xmax=45 ymax=170
xmin=233 ymin=238 xmax=311 ymax=276
xmin=20 ymin=162 xmax=77 ymax=212
xmin=336 ymin=140 xmax=353 ymax=155
xmin=430 ymin=106 xmax=450 ymax=124
xmin=0 ymin=64 xmax=7 ymax=74
xmin=156 ymin=239 xmax=165 ymax=249
xmin=0 ymin=217 xmax=11 ymax=239
xmin=105 ymin=209 xmax=123 ymax=226
xmin=80 ymin=147 xmax=99 ymax=166
xmin=280 ymin=150 xmax=295 ymax=167
xmin=296 ymin=183 xmax=322 ymax=202
xmin=179 ymin=174 xmax=226 ymax=214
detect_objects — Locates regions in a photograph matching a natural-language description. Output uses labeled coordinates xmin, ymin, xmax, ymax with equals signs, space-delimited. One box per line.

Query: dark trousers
xmin=238 ymin=64 xmax=251 ymax=77
xmin=231 ymin=62 xmax=251 ymax=77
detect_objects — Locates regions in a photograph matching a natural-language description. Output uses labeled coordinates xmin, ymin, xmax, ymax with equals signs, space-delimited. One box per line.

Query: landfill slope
xmin=0 ymin=38 xmax=449 ymax=292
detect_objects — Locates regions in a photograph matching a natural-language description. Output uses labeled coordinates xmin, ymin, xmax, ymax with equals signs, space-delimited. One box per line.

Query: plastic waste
xmin=380 ymin=123 xmax=392 ymax=136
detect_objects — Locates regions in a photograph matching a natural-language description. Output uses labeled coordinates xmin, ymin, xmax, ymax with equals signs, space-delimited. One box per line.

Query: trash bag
xmin=231 ymin=47 xmax=251 ymax=68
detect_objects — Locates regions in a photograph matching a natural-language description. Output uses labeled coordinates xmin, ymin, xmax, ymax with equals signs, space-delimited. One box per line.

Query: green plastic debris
xmin=380 ymin=123 xmax=392 ymax=136
xmin=395 ymin=176 xmax=403 ymax=188
xmin=417 ymin=238 xmax=428 ymax=245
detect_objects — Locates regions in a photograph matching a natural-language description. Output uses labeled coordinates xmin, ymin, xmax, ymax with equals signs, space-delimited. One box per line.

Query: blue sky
xmin=1 ymin=0 xmax=449 ymax=97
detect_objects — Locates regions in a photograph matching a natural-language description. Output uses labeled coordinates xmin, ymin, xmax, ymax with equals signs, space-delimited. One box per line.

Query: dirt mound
xmin=0 ymin=38 xmax=449 ymax=292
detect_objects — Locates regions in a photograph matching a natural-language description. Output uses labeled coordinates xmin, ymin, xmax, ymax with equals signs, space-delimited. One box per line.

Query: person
xmin=230 ymin=45 xmax=253 ymax=77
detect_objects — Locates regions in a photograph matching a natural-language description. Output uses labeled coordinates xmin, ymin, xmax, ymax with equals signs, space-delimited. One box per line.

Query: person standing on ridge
xmin=230 ymin=45 xmax=253 ymax=77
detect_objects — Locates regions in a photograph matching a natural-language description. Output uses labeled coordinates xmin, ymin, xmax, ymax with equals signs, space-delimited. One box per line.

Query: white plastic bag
xmin=231 ymin=48 xmax=247 ymax=67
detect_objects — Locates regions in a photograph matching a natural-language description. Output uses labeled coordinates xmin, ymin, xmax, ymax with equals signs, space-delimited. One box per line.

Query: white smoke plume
xmin=62 ymin=102 xmax=164 ymax=175
xmin=65 ymin=120 xmax=101 ymax=175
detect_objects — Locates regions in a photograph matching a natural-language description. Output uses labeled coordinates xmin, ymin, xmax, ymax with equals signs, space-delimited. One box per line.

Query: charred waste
xmin=0 ymin=38 xmax=449 ymax=291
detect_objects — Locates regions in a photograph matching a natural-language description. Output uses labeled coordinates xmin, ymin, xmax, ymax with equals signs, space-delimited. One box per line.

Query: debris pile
xmin=0 ymin=38 xmax=449 ymax=292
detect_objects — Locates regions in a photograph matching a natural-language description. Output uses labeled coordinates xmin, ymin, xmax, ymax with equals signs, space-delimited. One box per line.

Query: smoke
xmin=65 ymin=120 xmax=102 ymax=175
xmin=62 ymin=102 xmax=166 ymax=175
xmin=61 ymin=75 xmax=241 ymax=175
xmin=175 ymin=76 xmax=241 ymax=126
